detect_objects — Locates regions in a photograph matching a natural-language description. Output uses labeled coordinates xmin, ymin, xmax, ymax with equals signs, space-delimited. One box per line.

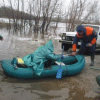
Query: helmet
xmin=76 ymin=25 xmax=86 ymax=35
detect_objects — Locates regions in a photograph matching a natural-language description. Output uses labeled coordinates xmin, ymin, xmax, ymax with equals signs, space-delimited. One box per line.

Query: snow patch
xmin=17 ymin=37 xmax=32 ymax=41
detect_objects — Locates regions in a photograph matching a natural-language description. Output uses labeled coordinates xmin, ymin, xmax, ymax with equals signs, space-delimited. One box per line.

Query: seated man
xmin=22 ymin=39 xmax=61 ymax=75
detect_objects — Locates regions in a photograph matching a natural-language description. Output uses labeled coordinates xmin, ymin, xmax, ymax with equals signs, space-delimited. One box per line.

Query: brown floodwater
xmin=0 ymin=37 xmax=100 ymax=100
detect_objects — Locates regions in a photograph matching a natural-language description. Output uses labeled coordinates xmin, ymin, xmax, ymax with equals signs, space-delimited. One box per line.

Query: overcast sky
xmin=0 ymin=0 xmax=71 ymax=12
xmin=0 ymin=0 xmax=100 ymax=16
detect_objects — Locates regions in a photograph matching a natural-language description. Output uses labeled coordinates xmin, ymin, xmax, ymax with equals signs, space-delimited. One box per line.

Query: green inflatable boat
xmin=1 ymin=55 xmax=85 ymax=79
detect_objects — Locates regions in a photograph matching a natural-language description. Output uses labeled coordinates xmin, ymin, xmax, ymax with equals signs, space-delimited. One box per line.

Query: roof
xmin=82 ymin=24 xmax=100 ymax=28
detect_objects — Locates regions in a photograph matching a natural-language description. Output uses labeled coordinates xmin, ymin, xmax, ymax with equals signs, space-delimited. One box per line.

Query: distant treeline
xmin=0 ymin=6 xmax=65 ymax=22
xmin=0 ymin=6 xmax=35 ymax=20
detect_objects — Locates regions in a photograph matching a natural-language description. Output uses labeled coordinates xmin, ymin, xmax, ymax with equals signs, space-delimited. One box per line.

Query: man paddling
xmin=70 ymin=25 xmax=97 ymax=66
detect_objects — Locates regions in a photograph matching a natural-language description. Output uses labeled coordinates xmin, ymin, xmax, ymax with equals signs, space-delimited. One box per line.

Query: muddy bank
xmin=0 ymin=38 xmax=100 ymax=100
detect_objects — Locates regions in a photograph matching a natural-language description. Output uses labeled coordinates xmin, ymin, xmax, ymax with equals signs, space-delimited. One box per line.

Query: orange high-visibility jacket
xmin=72 ymin=27 xmax=97 ymax=52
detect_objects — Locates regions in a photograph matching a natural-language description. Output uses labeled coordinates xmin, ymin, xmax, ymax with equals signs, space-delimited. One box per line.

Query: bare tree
xmin=32 ymin=0 xmax=42 ymax=39
xmin=21 ymin=0 xmax=28 ymax=37
xmin=40 ymin=0 xmax=59 ymax=39
xmin=19 ymin=0 xmax=24 ymax=37
xmin=8 ymin=0 xmax=17 ymax=35
xmin=2 ymin=0 xmax=11 ymax=34
xmin=82 ymin=1 xmax=98 ymax=23
xmin=1 ymin=0 xmax=65 ymax=39
xmin=65 ymin=0 xmax=99 ymax=31
xmin=28 ymin=0 xmax=33 ymax=37
xmin=16 ymin=0 xmax=20 ymax=36
xmin=29 ymin=0 xmax=62 ymax=39
xmin=52 ymin=1 xmax=63 ymax=36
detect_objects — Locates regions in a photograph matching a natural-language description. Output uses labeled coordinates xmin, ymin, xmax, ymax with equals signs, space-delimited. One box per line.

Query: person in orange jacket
xmin=71 ymin=25 xmax=97 ymax=66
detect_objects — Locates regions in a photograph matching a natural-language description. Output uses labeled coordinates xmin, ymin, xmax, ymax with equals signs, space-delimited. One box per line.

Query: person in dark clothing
xmin=0 ymin=35 xmax=3 ymax=41
xmin=71 ymin=25 xmax=97 ymax=66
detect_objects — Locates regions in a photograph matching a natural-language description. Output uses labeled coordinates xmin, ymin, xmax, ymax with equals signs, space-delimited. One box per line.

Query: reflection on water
xmin=1 ymin=73 xmax=98 ymax=100
xmin=0 ymin=28 xmax=100 ymax=100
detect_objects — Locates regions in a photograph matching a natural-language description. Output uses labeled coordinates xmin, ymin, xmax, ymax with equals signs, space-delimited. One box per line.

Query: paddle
xmin=56 ymin=46 xmax=64 ymax=79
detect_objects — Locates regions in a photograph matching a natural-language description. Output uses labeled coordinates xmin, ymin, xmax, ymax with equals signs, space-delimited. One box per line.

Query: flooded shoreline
xmin=0 ymin=36 xmax=100 ymax=100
